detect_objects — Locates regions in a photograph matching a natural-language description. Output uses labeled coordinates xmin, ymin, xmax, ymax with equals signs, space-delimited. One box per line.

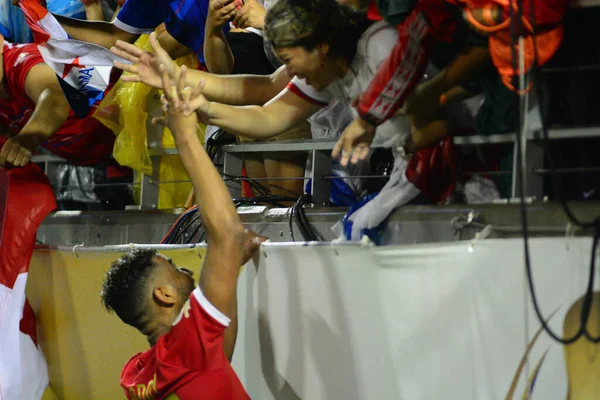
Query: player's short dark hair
xmin=100 ymin=249 xmax=159 ymax=328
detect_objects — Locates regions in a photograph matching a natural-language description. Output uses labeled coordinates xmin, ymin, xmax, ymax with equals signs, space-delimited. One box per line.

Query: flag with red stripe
xmin=0 ymin=163 xmax=57 ymax=399
xmin=18 ymin=0 xmax=125 ymax=118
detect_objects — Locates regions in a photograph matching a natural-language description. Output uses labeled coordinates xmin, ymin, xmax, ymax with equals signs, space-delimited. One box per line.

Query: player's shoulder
xmin=121 ymin=348 xmax=155 ymax=383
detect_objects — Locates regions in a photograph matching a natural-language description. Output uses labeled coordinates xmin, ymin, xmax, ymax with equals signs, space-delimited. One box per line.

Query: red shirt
xmin=0 ymin=42 xmax=114 ymax=165
xmin=367 ymin=0 xmax=383 ymax=21
xmin=121 ymin=287 xmax=250 ymax=400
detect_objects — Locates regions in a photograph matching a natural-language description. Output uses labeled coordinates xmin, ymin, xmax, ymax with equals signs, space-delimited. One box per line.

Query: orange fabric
xmin=456 ymin=0 xmax=567 ymax=93
xmin=489 ymin=25 xmax=564 ymax=92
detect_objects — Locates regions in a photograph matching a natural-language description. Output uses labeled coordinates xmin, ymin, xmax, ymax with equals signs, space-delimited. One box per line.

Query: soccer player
xmin=100 ymin=66 xmax=264 ymax=399
xmin=0 ymin=35 xmax=114 ymax=167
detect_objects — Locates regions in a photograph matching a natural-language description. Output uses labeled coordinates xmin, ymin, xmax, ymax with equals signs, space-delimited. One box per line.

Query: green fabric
xmin=264 ymin=0 xmax=318 ymax=48
xmin=475 ymin=70 xmax=517 ymax=135
xmin=375 ymin=0 xmax=418 ymax=26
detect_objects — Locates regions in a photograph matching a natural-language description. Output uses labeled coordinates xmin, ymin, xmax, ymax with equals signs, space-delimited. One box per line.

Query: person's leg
xmin=263 ymin=152 xmax=307 ymax=200
xmin=262 ymin=121 xmax=311 ymax=201
xmin=243 ymin=153 xmax=270 ymax=197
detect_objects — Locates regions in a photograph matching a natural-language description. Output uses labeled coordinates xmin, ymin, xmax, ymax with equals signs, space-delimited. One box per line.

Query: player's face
xmin=154 ymin=255 xmax=196 ymax=305
xmin=276 ymin=45 xmax=337 ymax=91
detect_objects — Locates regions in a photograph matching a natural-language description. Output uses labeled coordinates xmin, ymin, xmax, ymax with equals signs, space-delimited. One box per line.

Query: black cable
xmin=187 ymin=222 xmax=204 ymax=244
xmin=222 ymin=173 xmax=272 ymax=197
xmin=290 ymin=194 xmax=325 ymax=242
xmin=162 ymin=208 xmax=197 ymax=244
xmin=233 ymin=195 xmax=298 ymax=208
xmin=294 ymin=196 xmax=312 ymax=241
xmin=511 ymin=0 xmax=600 ymax=344
xmin=297 ymin=196 xmax=314 ymax=241
xmin=170 ymin=214 xmax=201 ymax=244
xmin=289 ymin=201 xmax=296 ymax=242
xmin=299 ymin=195 xmax=321 ymax=241
xmin=529 ymin=9 xmax=600 ymax=343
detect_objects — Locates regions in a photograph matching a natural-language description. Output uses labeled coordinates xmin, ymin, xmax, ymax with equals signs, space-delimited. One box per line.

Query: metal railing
xmin=31 ymin=125 xmax=600 ymax=209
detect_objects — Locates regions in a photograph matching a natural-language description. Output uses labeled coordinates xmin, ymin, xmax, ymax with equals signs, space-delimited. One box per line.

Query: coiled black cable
xmin=510 ymin=0 xmax=600 ymax=344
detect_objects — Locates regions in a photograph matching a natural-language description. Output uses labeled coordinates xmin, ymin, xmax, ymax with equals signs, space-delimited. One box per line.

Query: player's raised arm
xmin=158 ymin=65 xmax=262 ymax=320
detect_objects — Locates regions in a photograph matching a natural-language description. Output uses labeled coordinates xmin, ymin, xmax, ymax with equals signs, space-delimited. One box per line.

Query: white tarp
xmin=26 ymin=237 xmax=599 ymax=399
xmin=232 ymin=237 xmax=598 ymax=400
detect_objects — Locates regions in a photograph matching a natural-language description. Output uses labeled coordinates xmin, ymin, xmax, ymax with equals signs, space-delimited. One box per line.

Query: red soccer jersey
xmin=0 ymin=42 xmax=114 ymax=165
xmin=121 ymin=287 xmax=250 ymax=400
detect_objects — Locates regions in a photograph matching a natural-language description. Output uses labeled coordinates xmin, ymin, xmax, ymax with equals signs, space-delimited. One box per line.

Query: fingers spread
xmin=350 ymin=145 xmax=364 ymax=165
xmin=114 ymin=40 xmax=143 ymax=57
xmin=160 ymin=64 xmax=180 ymax=108
xmin=177 ymin=65 xmax=188 ymax=101
xmin=331 ymin=139 xmax=343 ymax=160
xmin=190 ymin=79 xmax=205 ymax=100
xmin=358 ymin=144 xmax=370 ymax=162
xmin=113 ymin=60 xmax=138 ymax=74
xmin=120 ymin=74 xmax=141 ymax=83
xmin=184 ymin=79 xmax=207 ymax=114
xmin=110 ymin=46 xmax=138 ymax=64
xmin=221 ymin=0 xmax=238 ymax=15
xmin=149 ymin=32 xmax=169 ymax=59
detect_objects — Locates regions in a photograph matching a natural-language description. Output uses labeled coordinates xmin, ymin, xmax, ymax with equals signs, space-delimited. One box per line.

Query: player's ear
xmin=153 ymin=286 xmax=177 ymax=307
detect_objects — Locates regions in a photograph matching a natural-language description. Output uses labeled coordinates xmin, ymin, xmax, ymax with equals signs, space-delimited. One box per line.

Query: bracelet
xmin=397 ymin=145 xmax=414 ymax=161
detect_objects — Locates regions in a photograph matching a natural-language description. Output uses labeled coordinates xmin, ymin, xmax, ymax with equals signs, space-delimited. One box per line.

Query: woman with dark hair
xmin=112 ymin=0 xmax=456 ymax=236
xmin=182 ymin=0 xmax=410 ymax=150
xmin=174 ymin=0 xmax=445 ymax=237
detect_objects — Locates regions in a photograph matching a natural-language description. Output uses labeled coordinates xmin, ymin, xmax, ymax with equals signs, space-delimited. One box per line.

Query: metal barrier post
xmin=137 ymin=92 xmax=163 ymax=209
xmin=223 ymin=151 xmax=243 ymax=198
xmin=311 ymin=150 xmax=332 ymax=206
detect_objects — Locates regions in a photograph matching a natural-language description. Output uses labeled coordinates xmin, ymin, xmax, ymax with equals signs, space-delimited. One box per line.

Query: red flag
xmin=0 ymin=164 xmax=57 ymax=399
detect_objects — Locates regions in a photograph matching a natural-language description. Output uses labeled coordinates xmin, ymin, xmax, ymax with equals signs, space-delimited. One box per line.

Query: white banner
xmin=232 ymin=238 xmax=599 ymax=400
xmin=27 ymin=237 xmax=599 ymax=399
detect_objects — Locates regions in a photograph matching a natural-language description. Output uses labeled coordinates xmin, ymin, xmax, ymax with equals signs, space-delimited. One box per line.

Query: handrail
xmin=30 ymin=125 xmax=600 ymax=209
xmin=31 ymin=126 xmax=600 ymax=163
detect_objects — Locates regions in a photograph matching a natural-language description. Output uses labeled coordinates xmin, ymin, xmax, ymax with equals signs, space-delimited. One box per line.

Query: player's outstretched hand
xmin=111 ymin=32 xmax=179 ymax=89
xmin=240 ymin=229 xmax=267 ymax=265
xmin=153 ymin=65 xmax=200 ymax=140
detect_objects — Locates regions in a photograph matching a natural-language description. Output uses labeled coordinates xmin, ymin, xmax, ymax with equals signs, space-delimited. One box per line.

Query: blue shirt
xmin=114 ymin=0 xmax=225 ymax=65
